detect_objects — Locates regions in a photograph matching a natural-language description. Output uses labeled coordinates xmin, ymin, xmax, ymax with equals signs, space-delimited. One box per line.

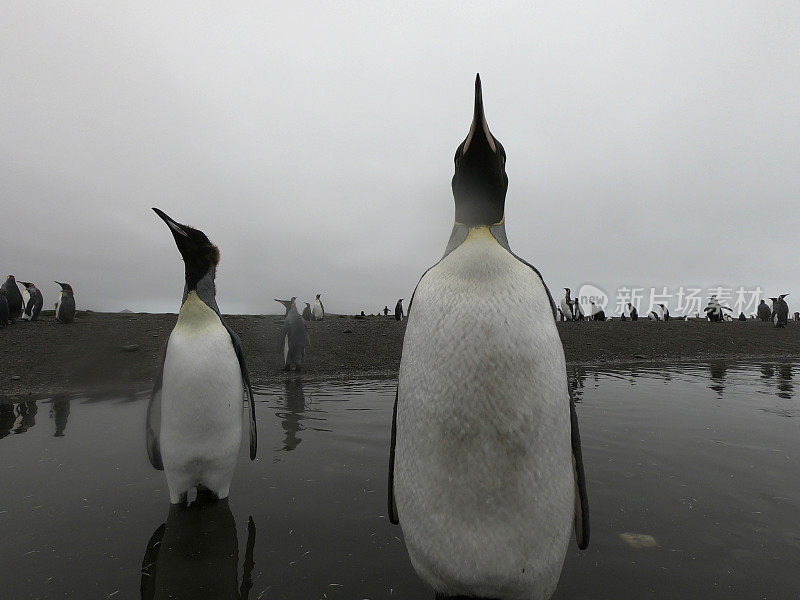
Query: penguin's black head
xmin=54 ymin=281 xmax=73 ymax=294
xmin=316 ymin=294 xmax=321 ymax=299
xmin=18 ymin=281 xmax=32 ymax=288
xmin=153 ymin=208 xmax=220 ymax=291
xmin=452 ymin=74 xmax=508 ymax=227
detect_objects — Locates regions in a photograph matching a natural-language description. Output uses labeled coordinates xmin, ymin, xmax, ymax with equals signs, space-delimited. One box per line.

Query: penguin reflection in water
xmin=147 ymin=208 xmax=257 ymax=504
xmin=140 ymin=494 xmax=256 ymax=600
xmin=389 ymin=75 xmax=589 ymax=600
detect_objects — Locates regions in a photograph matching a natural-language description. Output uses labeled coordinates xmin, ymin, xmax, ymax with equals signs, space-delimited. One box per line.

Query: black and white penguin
xmin=389 ymin=75 xmax=589 ymax=600
xmin=573 ymin=296 xmax=585 ymax=321
xmin=146 ymin=208 xmax=257 ymax=504
xmin=794 ymin=312 xmax=800 ymax=322
xmin=276 ymin=298 xmax=310 ymax=370
xmin=772 ymin=294 xmax=789 ymax=328
xmin=1 ymin=276 xmax=23 ymax=322
xmin=627 ymin=303 xmax=638 ymax=321
xmin=19 ymin=281 xmax=43 ymax=321
xmin=659 ymin=303 xmax=670 ymax=321
xmin=0 ymin=290 xmax=9 ymax=328
xmin=53 ymin=282 xmax=76 ymax=323
xmin=559 ymin=288 xmax=573 ymax=321
xmin=738 ymin=312 xmax=747 ymax=321
xmin=383 ymin=306 xmax=390 ymax=316
xmin=704 ymin=296 xmax=723 ymax=322
xmin=590 ymin=301 xmax=606 ymax=321
xmin=312 ymin=293 xmax=325 ymax=321
xmin=620 ymin=313 xmax=627 ymax=322
xmin=301 ymin=302 xmax=312 ymax=321
xmin=757 ymin=299 xmax=771 ymax=322
xmin=395 ymin=298 xmax=404 ymax=321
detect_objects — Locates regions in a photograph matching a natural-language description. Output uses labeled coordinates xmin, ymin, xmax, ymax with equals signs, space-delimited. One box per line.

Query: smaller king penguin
xmin=54 ymin=282 xmax=76 ymax=323
xmin=302 ymin=302 xmax=312 ymax=321
xmin=394 ymin=298 xmax=404 ymax=321
xmin=19 ymin=282 xmax=43 ymax=321
xmin=312 ymin=293 xmax=325 ymax=321
xmin=772 ymin=294 xmax=789 ymax=328
xmin=276 ymin=298 xmax=310 ymax=371
xmin=147 ymin=208 xmax=257 ymax=504
xmin=1 ymin=276 xmax=23 ymax=322
xmin=757 ymin=299 xmax=771 ymax=322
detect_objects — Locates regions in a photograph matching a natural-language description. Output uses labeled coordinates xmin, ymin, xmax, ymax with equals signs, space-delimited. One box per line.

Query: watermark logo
xmin=577 ymin=284 xmax=609 ymax=309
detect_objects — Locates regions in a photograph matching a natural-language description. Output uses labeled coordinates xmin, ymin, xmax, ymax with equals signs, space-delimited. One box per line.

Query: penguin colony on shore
xmin=0 ymin=275 xmax=75 ymax=326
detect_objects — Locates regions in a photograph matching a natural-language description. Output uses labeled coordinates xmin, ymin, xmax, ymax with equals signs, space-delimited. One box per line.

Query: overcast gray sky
xmin=3 ymin=2 xmax=798 ymax=316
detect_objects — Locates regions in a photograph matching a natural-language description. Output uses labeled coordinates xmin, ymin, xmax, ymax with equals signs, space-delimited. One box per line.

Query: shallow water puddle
xmin=1 ymin=364 xmax=798 ymax=599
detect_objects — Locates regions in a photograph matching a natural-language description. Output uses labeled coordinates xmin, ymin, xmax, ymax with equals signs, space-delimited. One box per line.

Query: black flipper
xmin=388 ymin=386 xmax=399 ymax=524
xmin=146 ymin=345 xmax=167 ymax=471
xmin=140 ymin=522 xmax=166 ymax=600
xmin=224 ymin=324 xmax=257 ymax=460
xmin=570 ymin=393 xmax=590 ymax=549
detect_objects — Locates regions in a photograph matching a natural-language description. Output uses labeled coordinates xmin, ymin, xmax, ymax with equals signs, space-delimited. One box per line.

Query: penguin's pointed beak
xmin=463 ymin=74 xmax=497 ymax=155
xmin=274 ymin=298 xmax=291 ymax=308
xmin=153 ymin=207 xmax=188 ymax=238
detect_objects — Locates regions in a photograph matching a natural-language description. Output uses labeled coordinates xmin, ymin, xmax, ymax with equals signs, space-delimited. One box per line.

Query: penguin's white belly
xmin=559 ymin=299 xmax=571 ymax=318
xmin=160 ymin=306 xmax=243 ymax=494
xmin=396 ymin=231 xmax=573 ymax=599
xmin=312 ymin=303 xmax=323 ymax=319
xmin=55 ymin=295 xmax=62 ymax=317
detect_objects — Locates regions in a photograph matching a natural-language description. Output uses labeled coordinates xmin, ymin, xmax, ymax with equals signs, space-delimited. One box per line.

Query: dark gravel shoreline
xmin=1 ymin=311 xmax=799 ymax=400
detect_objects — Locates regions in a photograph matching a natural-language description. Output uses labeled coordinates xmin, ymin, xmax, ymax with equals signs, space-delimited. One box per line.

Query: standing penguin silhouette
xmin=147 ymin=208 xmax=257 ymax=504
xmin=388 ymin=75 xmax=589 ymax=600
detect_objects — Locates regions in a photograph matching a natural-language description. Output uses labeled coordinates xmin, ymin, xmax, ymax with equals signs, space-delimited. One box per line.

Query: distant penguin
xmin=312 ymin=293 xmax=325 ymax=321
xmin=0 ymin=291 xmax=8 ymax=328
xmin=647 ymin=310 xmax=660 ymax=321
xmin=19 ymin=281 xmax=43 ymax=321
xmin=276 ymin=298 xmax=310 ymax=370
xmin=738 ymin=312 xmax=747 ymax=321
xmin=772 ymin=294 xmax=789 ymax=328
xmin=146 ymin=208 xmax=257 ymax=504
xmin=560 ymin=288 xmax=573 ymax=321
xmin=704 ymin=296 xmax=723 ymax=322
xmin=590 ymin=301 xmax=605 ymax=321
xmin=1 ymin=276 xmax=23 ymax=322
xmin=301 ymin=302 xmax=312 ymax=321
xmin=627 ymin=303 xmax=638 ymax=321
xmin=757 ymin=299 xmax=771 ymax=322
xmin=620 ymin=313 xmax=627 ymax=322
xmin=389 ymin=75 xmax=589 ymax=600
xmin=794 ymin=312 xmax=800 ymax=322
xmin=573 ymin=296 xmax=585 ymax=321
xmin=659 ymin=303 xmax=670 ymax=321
xmin=54 ymin=282 xmax=76 ymax=323
xmin=383 ymin=306 xmax=390 ymax=316
xmin=395 ymin=298 xmax=404 ymax=321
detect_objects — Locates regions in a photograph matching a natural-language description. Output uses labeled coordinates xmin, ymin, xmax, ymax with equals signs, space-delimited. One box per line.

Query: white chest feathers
xmin=160 ymin=292 xmax=244 ymax=500
xmin=396 ymin=228 xmax=573 ymax=599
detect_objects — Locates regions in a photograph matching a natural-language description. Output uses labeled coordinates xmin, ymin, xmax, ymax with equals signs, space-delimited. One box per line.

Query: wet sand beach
xmin=1 ymin=311 xmax=799 ymax=399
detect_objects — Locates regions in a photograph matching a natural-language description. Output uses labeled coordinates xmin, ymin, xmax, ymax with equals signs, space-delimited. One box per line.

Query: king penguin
xmin=395 ymin=298 xmax=404 ymax=321
xmin=627 ymin=302 xmax=639 ymax=321
xmin=19 ymin=281 xmax=43 ymax=321
xmin=302 ymin=302 xmax=312 ymax=321
xmin=2 ymin=276 xmax=23 ymax=322
xmin=659 ymin=303 xmax=670 ymax=321
xmin=53 ymin=282 xmax=76 ymax=323
xmin=146 ymin=208 xmax=257 ymax=504
xmin=559 ymin=288 xmax=573 ymax=321
xmin=276 ymin=298 xmax=310 ymax=370
xmin=757 ymin=299 xmax=771 ymax=322
xmin=388 ymin=75 xmax=589 ymax=600
xmin=772 ymin=294 xmax=789 ymax=328
xmin=312 ymin=293 xmax=325 ymax=321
